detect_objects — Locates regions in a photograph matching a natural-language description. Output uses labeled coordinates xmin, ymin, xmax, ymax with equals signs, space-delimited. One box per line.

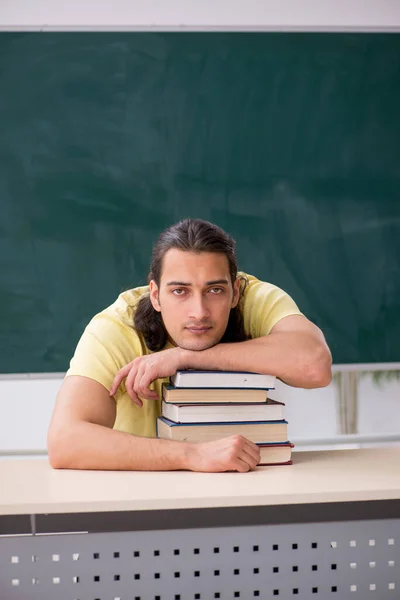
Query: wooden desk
xmin=1 ymin=448 xmax=399 ymax=600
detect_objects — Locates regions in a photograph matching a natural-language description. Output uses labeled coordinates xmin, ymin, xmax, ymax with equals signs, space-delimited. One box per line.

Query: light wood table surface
xmin=1 ymin=447 xmax=399 ymax=516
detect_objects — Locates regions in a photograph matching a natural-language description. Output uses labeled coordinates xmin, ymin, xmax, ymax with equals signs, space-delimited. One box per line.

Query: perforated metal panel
xmin=1 ymin=519 xmax=399 ymax=600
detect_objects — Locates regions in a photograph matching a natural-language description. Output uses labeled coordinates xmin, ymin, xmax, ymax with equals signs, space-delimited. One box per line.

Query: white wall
xmin=358 ymin=375 xmax=400 ymax=435
xmin=1 ymin=374 xmax=399 ymax=455
xmin=0 ymin=378 xmax=62 ymax=453
xmin=0 ymin=0 xmax=399 ymax=30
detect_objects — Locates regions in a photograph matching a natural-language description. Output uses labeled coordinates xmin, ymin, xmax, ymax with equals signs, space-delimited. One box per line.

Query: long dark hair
xmin=134 ymin=219 xmax=248 ymax=351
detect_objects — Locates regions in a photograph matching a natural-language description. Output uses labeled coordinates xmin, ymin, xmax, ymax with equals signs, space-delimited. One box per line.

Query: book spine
xmin=258 ymin=460 xmax=293 ymax=466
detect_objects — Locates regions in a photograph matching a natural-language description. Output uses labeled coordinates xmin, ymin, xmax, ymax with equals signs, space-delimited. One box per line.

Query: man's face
xmin=149 ymin=249 xmax=240 ymax=351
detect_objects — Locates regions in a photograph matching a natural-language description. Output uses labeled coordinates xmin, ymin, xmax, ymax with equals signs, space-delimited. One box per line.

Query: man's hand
xmin=110 ymin=347 xmax=189 ymax=406
xmin=186 ymin=435 xmax=261 ymax=473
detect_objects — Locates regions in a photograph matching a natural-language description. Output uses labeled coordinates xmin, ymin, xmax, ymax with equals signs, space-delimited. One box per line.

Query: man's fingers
xmin=242 ymin=440 xmax=261 ymax=464
xmin=233 ymin=457 xmax=252 ymax=473
xmin=110 ymin=358 xmax=159 ymax=406
xmin=137 ymin=371 xmax=159 ymax=400
xmin=140 ymin=388 xmax=159 ymax=400
xmin=134 ymin=363 xmax=158 ymax=400
xmin=133 ymin=363 xmax=148 ymax=400
xmin=125 ymin=364 xmax=142 ymax=406
xmin=110 ymin=364 xmax=131 ymax=397
xmin=230 ymin=435 xmax=259 ymax=462
xmin=239 ymin=448 xmax=259 ymax=469
xmin=230 ymin=436 xmax=260 ymax=470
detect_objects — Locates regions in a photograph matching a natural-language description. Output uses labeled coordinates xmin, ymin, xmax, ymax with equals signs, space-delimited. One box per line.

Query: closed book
xmin=156 ymin=417 xmax=288 ymax=444
xmin=162 ymin=384 xmax=269 ymax=404
xmin=161 ymin=399 xmax=284 ymax=423
xmin=258 ymin=442 xmax=294 ymax=466
xmin=170 ymin=370 xmax=275 ymax=389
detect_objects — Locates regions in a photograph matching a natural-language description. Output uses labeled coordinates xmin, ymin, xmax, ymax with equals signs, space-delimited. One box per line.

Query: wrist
xmin=179 ymin=441 xmax=197 ymax=471
xmin=178 ymin=347 xmax=196 ymax=370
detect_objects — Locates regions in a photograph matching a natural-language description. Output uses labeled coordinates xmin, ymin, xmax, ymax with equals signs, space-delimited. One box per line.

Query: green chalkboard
xmin=0 ymin=32 xmax=399 ymax=372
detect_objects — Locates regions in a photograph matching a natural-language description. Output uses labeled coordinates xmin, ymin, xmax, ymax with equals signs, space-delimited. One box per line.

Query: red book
xmin=258 ymin=442 xmax=294 ymax=466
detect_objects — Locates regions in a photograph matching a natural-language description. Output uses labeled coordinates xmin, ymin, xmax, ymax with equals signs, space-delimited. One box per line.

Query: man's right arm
xmin=47 ymin=375 xmax=260 ymax=472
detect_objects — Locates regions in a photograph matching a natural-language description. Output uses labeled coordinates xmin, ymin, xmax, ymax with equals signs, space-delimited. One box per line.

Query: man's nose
xmin=188 ymin=295 xmax=210 ymax=320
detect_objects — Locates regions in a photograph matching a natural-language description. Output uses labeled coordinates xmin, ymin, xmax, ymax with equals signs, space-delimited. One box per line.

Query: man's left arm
xmin=111 ymin=315 xmax=332 ymax=402
xmin=183 ymin=315 xmax=332 ymax=389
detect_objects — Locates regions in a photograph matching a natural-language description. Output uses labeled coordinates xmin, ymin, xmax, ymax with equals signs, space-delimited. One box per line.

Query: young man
xmin=48 ymin=219 xmax=332 ymax=473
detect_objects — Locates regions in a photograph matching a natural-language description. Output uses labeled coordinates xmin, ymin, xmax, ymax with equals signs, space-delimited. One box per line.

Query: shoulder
xmin=67 ymin=284 xmax=151 ymax=382
xmin=239 ymin=271 xmax=286 ymax=302
xmin=85 ymin=284 xmax=150 ymax=343
xmin=238 ymin=272 xmax=302 ymax=337
xmin=103 ymin=284 xmax=150 ymax=327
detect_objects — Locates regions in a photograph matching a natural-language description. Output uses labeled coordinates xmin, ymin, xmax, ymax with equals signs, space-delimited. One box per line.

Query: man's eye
xmin=209 ymin=287 xmax=223 ymax=294
xmin=172 ymin=288 xmax=186 ymax=296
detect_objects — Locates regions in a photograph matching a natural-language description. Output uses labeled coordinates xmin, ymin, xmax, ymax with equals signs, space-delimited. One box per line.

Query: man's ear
xmin=149 ymin=280 xmax=161 ymax=312
xmin=231 ymin=278 xmax=241 ymax=308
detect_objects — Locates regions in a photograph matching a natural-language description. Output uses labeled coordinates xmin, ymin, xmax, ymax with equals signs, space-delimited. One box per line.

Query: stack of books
xmin=156 ymin=370 xmax=293 ymax=466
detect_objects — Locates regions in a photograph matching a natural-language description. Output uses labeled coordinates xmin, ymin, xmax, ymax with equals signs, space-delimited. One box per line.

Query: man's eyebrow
xmin=205 ymin=279 xmax=229 ymax=286
xmin=166 ymin=281 xmax=192 ymax=286
xmin=165 ymin=279 xmax=229 ymax=286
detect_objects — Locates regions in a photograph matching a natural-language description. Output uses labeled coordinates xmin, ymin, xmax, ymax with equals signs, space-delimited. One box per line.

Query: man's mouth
xmin=186 ymin=326 xmax=212 ymax=334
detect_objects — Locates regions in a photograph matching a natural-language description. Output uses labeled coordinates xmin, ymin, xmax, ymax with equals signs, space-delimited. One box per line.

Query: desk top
xmin=1 ymin=448 xmax=400 ymax=516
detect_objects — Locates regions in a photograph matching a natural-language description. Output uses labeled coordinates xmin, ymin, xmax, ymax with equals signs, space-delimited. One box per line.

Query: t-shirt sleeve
xmin=65 ymin=313 xmax=143 ymax=394
xmin=242 ymin=276 xmax=304 ymax=339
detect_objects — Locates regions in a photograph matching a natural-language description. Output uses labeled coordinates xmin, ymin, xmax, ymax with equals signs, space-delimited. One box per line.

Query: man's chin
xmin=178 ymin=338 xmax=220 ymax=352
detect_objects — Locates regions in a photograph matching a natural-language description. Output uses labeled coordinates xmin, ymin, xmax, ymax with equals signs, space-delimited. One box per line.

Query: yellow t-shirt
xmin=66 ymin=273 xmax=302 ymax=437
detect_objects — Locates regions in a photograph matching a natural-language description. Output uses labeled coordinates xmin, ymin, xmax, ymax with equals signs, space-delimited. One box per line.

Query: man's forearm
xmin=48 ymin=420 xmax=191 ymax=471
xmin=183 ymin=332 xmax=332 ymax=388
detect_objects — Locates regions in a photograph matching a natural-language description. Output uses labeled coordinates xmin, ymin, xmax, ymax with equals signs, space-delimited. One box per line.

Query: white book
xmin=162 ymin=399 xmax=284 ymax=423
xmin=157 ymin=417 xmax=288 ymax=444
xmin=170 ymin=370 xmax=275 ymax=389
